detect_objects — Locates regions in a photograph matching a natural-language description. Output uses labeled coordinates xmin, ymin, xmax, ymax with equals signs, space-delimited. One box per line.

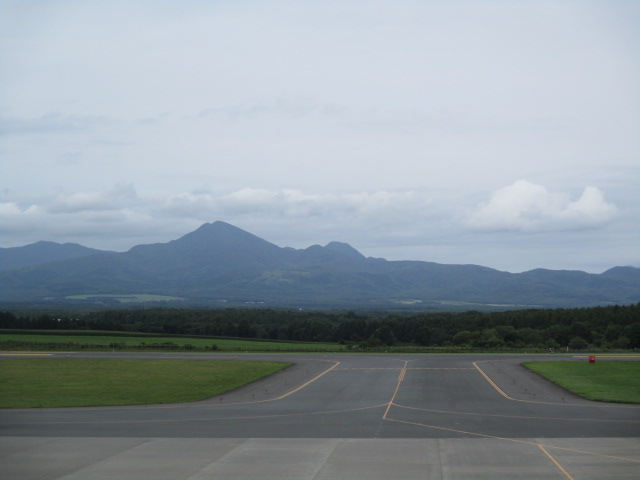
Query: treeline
xmin=1 ymin=303 xmax=639 ymax=349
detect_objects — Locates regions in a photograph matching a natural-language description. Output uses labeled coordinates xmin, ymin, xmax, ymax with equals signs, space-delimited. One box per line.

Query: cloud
xmin=0 ymin=114 xmax=117 ymax=136
xmin=468 ymin=181 xmax=618 ymax=232
xmin=0 ymin=182 xmax=635 ymax=272
xmin=48 ymin=184 xmax=138 ymax=214
xmin=0 ymin=185 xmax=441 ymax=250
xmin=158 ymin=188 xmax=436 ymax=226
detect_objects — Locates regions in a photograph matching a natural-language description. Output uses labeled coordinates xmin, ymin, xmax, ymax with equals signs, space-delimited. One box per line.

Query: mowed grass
xmin=0 ymin=358 xmax=290 ymax=408
xmin=0 ymin=332 xmax=345 ymax=352
xmin=523 ymin=361 xmax=640 ymax=404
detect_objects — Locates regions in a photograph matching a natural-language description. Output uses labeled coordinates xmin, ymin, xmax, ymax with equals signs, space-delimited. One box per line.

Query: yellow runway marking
xmin=383 ymin=360 xmax=408 ymax=419
xmin=408 ymin=367 xmax=475 ymax=370
xmin=383 ymin=415 xmax=640 ymax=464
xmin=391 ymin=402 xmax=639 ymax=423
xmin=381 ymin=364 xmax=639 ymax=467
xmin=537 ymin=444 xmax=575 ymax=480
xmin=336 ymin=367 xmax=474 ymax=371
xmin=472 ymin=361 xmax=639 ymax=408
xmin=335 ymin=367 xmax=403 ymax=370
xmin=10 ymin=360 xmax=341 ymax=412
xmin=273 ymin=361 xmax=340 ymax=400
xmin=473 ymin=361 xmax=514 ymax=400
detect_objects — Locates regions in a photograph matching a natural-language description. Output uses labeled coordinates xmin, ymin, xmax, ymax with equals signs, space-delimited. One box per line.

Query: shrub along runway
xmin=1 ymin=352 xmax=639 ymax=479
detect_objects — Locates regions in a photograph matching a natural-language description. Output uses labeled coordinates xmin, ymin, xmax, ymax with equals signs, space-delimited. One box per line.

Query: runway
xmin=1 ymin=352 xmax=639 ymax=479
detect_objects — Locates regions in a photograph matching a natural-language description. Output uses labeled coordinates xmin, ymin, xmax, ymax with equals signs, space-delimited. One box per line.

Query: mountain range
xmin=1 ymin=221 xmax=638 ymax=309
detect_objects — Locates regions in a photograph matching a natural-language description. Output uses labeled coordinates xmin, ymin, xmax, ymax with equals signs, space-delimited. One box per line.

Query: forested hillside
xmin=3 ymin=222 xmax=638 ymax=307
xmin=1 ymin=303 xmax=638 ymax=350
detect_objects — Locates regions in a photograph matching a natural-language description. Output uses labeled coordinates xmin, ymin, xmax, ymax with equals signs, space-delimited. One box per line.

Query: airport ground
xmin=1 ymin=352 xmax=639 ymax=479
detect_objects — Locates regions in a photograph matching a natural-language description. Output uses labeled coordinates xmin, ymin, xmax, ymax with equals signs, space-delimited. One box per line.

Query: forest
xmin=1 ymin=303 xmax=639 ymax=350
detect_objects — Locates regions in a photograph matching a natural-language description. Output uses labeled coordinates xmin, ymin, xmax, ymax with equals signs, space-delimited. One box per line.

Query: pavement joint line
xmin=472 ymin=360 xmax=640 ymax=409
xmin=390 ymin=402 xmax=640 ymax=423
xmin=5 ymin=403 xmax=389 ymax=426
xmin=537 ymin=443 xmax=575 ymax=480
xmin=384 ymin=416 xmax=640 ymax=464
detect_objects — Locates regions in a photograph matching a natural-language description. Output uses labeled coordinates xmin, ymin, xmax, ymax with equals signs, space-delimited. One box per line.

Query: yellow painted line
xmin=472 ymin=361 xmax=639 ymax=409
xmin=10 ymin=360 xmax=342 ymax=412
xmin=336 ymin=367 xmax=474 ymax=371
xmin=533 ymin=443 xmax=640 ymax=464
xmin=537 ymin=444 xmax=575 ymax=480
xmin=203 ymin=360 xmax=342 ymax=406
xmin=472 ymin=361 xmax=514 ymax=400
xmin=383 ymin=416 xmax=640 ymax=464
xmin=383 ymin=360 xmax=408 ymax=419
xmin=273 ymin=361 xmax=340 ymax=400
xmin=408 ymin=367 xmax=475 ymax=370
xmin=335 ymin=367 xmax=403 ymax=370
xmin=391 ymin=402 xmax=640 ymax=423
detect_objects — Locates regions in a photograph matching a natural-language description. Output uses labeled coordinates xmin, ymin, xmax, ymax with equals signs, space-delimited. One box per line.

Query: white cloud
xmin=0 ymin=114 xmax=116 ymax=136
xmin=48 ymin=184 xmax=138 ymax=214
xmin=0 ymin=1 xmax=638 ymax=272
xmin=0 ymin=202 xmax=23 ymax=216
xmin=468 ymin=181 xmax=618 ymax=232
xmin=0 ymin=182 xmax=636 ymax=272
xmin=158 ymin=187 xmax=434 ymax=224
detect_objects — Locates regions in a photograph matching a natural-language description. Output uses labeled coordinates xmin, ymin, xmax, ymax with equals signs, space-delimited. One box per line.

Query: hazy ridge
xmin=1 ymin=221 xmax=638 ymax=309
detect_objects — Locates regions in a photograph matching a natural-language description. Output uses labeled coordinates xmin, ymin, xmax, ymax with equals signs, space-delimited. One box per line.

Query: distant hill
xmin=0 ymin=221 xmax=638 ymax=308
xmin=0 ymin=241 xmax=109 ymax=271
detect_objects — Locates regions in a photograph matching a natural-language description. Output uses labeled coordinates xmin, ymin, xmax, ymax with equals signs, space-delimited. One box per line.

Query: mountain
xmin=0 ymin=221 xmax=638 ymax=308
xmin=0 ymin=241 xmax=109 ymax=271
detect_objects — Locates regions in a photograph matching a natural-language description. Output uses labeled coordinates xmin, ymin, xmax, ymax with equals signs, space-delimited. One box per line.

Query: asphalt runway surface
xmin=1 ymin=352 xmax=639 ymax=479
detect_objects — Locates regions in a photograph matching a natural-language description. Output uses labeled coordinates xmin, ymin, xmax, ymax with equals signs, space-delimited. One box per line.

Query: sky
xmin=1 ymin=0 xmax=639 ymax=273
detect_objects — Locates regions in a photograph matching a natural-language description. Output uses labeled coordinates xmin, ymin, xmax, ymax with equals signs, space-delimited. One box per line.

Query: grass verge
xmin=523 ymin=360 xmax=640 ymax=404
xmin=0 ymin=332 xmax=345 ymax=352
xmin=0 ymin=358 xmax=289 ymax=408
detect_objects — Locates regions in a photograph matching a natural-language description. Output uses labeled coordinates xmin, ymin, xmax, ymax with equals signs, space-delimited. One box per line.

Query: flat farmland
xmin=0 ymin=332 xmax=347 ymax=352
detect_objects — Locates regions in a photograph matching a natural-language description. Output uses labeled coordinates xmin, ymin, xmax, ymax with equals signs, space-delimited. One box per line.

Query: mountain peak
xmin=178 ymin=221 xmax=271 ymax=247
xmin=201 ymin=220 xmax=242 ymax=232
xmin=324 ymin=241 xmax=365 ymax=260
xmin=2 ymin=221 xmax=638 ymax=308
xmin=142 ymin=221 xmax=287 ymax=270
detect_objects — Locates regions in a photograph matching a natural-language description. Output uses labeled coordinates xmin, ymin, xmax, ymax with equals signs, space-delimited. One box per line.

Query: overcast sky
xmin=1 ymin=0 xmax=639 ymax=273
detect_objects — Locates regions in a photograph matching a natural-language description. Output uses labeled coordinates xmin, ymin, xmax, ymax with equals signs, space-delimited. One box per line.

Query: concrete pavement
xmin=1 ymin=352 xmax=639 ymax=478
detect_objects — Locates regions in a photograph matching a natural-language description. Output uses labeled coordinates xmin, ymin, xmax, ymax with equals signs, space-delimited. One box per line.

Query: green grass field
xmin=63 ymin=294 xmax=185 ymax=303
xmin=0 ymin=358 xmax=290 ymax=408
xmin=523 ymin=360 xmax=640 ymax=404
xmin=0 ymin=332 xmax=346 ymax=352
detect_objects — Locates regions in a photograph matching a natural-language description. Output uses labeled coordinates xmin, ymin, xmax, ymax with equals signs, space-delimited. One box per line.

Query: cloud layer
xmin=468 ymin=181 xmax=618 ymax=232
xmin=1 ymin=1 xmax=638 ymax=273
xmin=2 ymin=180 xmax=633 ymax=273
